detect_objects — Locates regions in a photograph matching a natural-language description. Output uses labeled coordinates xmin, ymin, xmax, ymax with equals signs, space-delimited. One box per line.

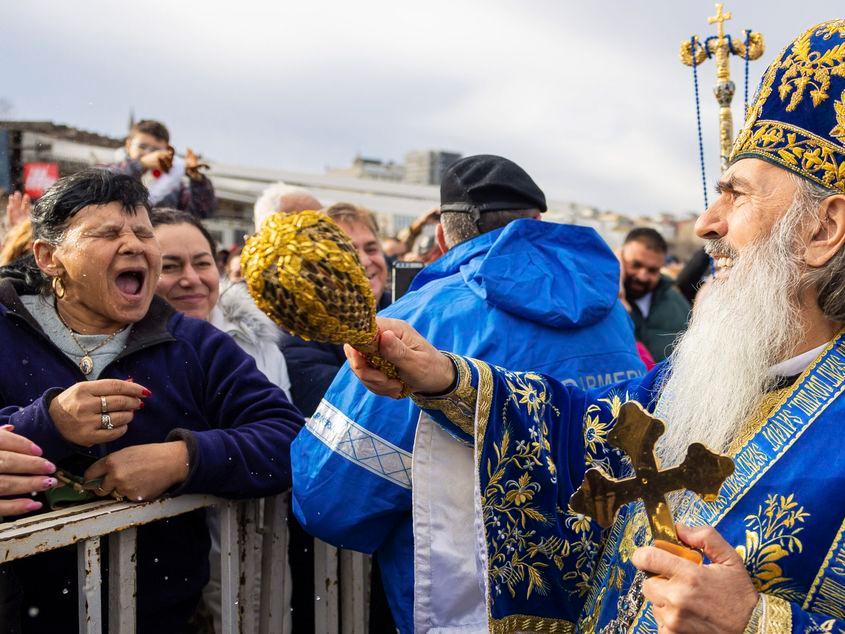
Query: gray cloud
xmin=1 ymin=0 xmax=841 ymax=215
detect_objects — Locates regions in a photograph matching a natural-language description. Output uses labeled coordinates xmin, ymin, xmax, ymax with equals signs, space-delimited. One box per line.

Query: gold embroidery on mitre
xmin=778 ymin=22 xmax=845 ymax=112
xmin=733 ymin=120 xmax=845 ymax=192
xmin=832 ymin=90 xmax=845 ymax=142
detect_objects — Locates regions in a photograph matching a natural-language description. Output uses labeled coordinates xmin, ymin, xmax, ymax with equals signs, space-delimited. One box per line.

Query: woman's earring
xmin=51 ymin=276 xmax=66 ymax=299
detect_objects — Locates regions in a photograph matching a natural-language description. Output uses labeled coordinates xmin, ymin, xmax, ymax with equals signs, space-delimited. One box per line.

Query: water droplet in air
xmin=27 ymin=607 xmax=39 ymax=617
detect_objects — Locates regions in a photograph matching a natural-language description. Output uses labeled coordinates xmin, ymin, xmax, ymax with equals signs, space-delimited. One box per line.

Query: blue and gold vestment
xmin=416 ymin=332 xmax=845 ymax=632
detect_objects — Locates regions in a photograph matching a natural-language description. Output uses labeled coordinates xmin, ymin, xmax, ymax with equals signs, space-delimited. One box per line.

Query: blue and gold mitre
xmin=731 ymin=20 xmax=845 ymax=192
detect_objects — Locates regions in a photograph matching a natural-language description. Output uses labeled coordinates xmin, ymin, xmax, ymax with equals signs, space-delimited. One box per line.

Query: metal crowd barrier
xmin=0 ymin=494 xmax=371 ymax=634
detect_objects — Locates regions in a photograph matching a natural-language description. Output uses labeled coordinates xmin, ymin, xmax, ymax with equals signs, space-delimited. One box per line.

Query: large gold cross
xmin=708 ymin=3 xmax=732 ymax=43
xmin=569 ymin=402 xmax=734 ymax=563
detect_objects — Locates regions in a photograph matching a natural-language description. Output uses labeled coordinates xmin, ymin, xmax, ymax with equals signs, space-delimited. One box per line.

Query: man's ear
xmin=32 ymin=240 xmax=63 ymax=278
xmin=806 ymin=195 xmax=845 ymax=268
xmin=435 ymin=222 xmax=448 ymax=253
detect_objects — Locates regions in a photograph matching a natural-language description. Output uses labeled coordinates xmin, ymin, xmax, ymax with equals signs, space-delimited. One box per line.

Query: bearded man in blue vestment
xmin=344 ymin=20 xmax=845 ymax=633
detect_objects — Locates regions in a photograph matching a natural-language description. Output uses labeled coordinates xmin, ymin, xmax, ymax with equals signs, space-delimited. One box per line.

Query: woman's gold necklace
xmin=54 ymin=303 xmax=128 ymax=376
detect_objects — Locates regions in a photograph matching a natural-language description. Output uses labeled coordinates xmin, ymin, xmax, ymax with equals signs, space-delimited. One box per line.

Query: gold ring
xmin=100 ymin=413 xmax=114 ymax=430
xmin=100 ymin=396 xmax=108 ymax=414
xmin=95 ymin=486 xmax=107 ymax=495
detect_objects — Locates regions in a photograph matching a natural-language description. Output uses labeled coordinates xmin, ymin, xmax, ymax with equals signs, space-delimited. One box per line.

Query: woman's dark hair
xmin=149 ymin=208 xmax=217 ymax=255
xmin=31 ymin=168 xmax=151 ymax=245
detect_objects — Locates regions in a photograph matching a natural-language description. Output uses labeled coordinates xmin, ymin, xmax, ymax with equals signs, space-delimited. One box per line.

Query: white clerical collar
xmin=769 ymin=342 xmax=828 ymax=378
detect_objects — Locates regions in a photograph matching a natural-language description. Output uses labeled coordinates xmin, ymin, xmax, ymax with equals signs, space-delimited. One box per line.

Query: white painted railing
xmin=0 ymin=494 xmax=370 ymax=634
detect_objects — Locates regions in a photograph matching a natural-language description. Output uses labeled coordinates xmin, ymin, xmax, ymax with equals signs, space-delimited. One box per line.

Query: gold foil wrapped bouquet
xmin=241 ymin=210 xmax=403 ymax=384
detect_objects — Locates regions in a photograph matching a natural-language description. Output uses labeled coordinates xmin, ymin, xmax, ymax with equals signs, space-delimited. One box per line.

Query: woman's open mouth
xmin=114 ymin=269 xmax=146 ymax=299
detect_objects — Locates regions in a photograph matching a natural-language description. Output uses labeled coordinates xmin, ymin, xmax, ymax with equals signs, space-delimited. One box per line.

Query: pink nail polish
xmin=43 ymin=477 xmax=57 ymax=489
xmin=25 ymin=500 xmax=42 ymax=512
xmin=1 ymin=424 xmax=14 ymax=432
xmin=43 ymin=461 xmax=56 ymax=474
xmin=30 ymin=443 xmax=43 ymax=457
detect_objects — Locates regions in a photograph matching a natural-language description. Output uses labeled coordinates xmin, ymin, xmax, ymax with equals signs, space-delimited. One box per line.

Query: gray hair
xmin=793 ymin=176 xmax=845 ymax=323
xmin=440 ymin=208 xmax=539 ymax=249
xmin=253 ymin=182 xmax=321 ymax=230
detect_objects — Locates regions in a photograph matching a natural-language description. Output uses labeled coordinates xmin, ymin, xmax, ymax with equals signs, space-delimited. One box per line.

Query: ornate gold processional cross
xmin=679 ymin=3 xmax=765 ymax=172
xmin=569 ymin=402 xmax=734 ymax=563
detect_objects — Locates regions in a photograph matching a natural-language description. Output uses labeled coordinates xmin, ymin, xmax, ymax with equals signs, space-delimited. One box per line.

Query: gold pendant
xmin=79 ymin=355 xmax=94 ymax=376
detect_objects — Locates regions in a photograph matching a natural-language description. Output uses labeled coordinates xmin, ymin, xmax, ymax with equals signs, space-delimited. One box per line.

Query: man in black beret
xmin=434 ymin=154 xmax=547 ymax=250
xmin=292 ymin=154 xmax=644 ymax=633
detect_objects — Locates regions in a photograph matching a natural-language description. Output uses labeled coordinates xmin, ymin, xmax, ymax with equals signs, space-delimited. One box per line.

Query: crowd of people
xmin=0 ymin=17 xmax=842 ymax=634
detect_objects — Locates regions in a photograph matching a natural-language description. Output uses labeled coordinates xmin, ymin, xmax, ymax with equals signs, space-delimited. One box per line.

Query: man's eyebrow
xmin=716 ymin=175 xmax=754 ymax=193
xmin=162 ymin=254 xmax=183 ymax=261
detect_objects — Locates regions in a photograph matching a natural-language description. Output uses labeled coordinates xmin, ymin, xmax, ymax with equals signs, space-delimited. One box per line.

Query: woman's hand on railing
xmin=0 ymin=425 xmax=59 ymax=515
xmin=84 ymin=441 xmax=189 ymax=502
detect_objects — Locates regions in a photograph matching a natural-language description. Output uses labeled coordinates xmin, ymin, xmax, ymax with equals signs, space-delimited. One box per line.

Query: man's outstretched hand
xmin=632 ymin=524 xmax=758 ymax=633
xmin=344 ymin=317 xmax=456 ymax=398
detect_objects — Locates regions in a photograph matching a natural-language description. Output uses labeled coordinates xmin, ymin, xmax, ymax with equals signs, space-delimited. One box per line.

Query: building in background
xmin=403 ymin=149 xmax=461 ymax=185
xmin=0 ymin=120 xmax=700 ymax=257
xmin=325 ymin=155 xmax=405 ymax=182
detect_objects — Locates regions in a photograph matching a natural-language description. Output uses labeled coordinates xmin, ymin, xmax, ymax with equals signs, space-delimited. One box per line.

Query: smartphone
xmin=391 ymin=262 xmax=425 ymax=303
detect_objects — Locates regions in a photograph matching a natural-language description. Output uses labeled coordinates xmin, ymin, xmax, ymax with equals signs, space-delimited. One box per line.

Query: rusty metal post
xmin=219 ymin=501 xmax=242 ymax=634
xmin=259 ymin=493 xmax=289 ymax=634
xmin=313 ymin=539 xmax=339 ymax=634
xmin=340 ymin=550 xmax=369 ymax=634
xmin=108 ymin=528 xmax=138 ymax=634
xmin=77 ymin=537 xmax=102 ymax=634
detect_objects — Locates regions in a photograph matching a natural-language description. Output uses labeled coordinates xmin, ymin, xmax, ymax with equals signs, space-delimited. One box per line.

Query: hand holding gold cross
xmin=569 ymin=402 xmax=734 ymax=564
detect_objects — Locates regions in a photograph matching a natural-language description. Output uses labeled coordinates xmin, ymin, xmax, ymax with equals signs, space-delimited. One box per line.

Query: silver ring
xmin=100 ymin=396 xmax=108 ymax=415
xmin=100 ymin=413 xmax=114 ymax=430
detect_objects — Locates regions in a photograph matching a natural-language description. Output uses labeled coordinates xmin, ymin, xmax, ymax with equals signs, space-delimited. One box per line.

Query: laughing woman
xmin=0 ymin=169 xmax=304 ymax=633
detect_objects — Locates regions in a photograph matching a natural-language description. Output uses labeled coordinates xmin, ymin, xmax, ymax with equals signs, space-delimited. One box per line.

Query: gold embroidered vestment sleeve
xmin=411 ymin=352 xmax=478 ymax=436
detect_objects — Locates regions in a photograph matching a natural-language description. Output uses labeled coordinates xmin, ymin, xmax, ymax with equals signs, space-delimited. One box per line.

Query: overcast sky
xmin=2 ymin=1 xmax=841 ymax=215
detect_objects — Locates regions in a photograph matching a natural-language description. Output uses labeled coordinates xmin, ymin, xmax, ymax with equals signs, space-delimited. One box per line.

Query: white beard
xmin=654 ymin=206 xmax=806 ymax=468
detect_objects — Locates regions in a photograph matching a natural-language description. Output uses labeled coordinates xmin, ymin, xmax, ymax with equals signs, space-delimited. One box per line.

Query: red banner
xmin=23 ymin=162 xmax=59 ymax=199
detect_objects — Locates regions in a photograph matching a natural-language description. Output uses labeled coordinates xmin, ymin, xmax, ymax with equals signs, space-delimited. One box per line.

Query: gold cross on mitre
xmin=570 ymin=402 xmax=734 ymax=563
xmin=708 ymin=3 xmax=732 ymax=42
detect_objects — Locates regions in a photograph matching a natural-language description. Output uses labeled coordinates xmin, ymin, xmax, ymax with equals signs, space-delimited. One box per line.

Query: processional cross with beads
xmin=680 ymin=3 xmax=765 ymax=173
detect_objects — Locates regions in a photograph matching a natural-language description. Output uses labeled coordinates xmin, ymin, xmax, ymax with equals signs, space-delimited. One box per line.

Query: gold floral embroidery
xmin=481 ymin=370 xmax=606 ymax=607
xmin=736 ymin=493 xmax=810 ymax=602
xmin=778 ymin=24 xmax=845 ymax=111
xmin=582 ymin=390 xmax=633 ymax=474
xmin=734 ymin=120 xmax=845 ymax=192
xmin=490 ymin=613 xmax=575 ymax=633
xmin=411 ymin=352 xmax=476 ymax=435
xmin=832 ymin=90 xmax=845 ymax=142
xmin=762 ymin=594 xmax=793 ymax=632
xmin=818 ymin=20 xmax=845 ymax=42
xmin=483 ymin=373 xmax=560 ymax=600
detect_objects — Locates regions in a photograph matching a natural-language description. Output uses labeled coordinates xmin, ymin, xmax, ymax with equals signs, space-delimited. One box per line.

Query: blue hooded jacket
xmin=291 ymin=219 xmax=644 ymax=632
